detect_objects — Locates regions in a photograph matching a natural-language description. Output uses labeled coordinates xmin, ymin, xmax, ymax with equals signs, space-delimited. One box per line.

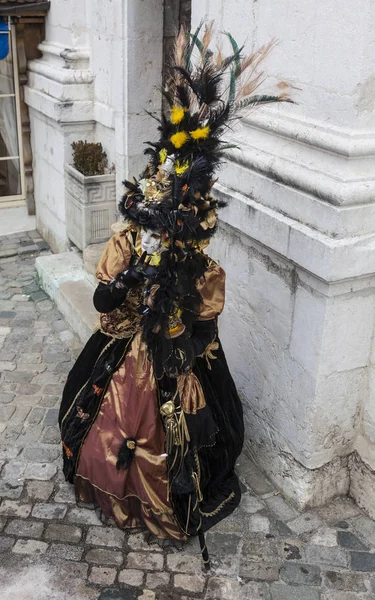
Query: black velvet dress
xmin=59 ymin=228 xmax=244 ymax=545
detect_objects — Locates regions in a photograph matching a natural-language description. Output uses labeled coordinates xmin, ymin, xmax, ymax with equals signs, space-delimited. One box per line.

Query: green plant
xmin=71 ymin=140 xmax=108 ymax=176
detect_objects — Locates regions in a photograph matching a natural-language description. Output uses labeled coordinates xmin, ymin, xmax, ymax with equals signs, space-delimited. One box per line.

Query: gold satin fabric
xmin=76 ymin=332 xmax=185 ymax=539
xmin=95 ymin=230 xmax=226 ymax=320
xmin=196 ymin=259 xmax=226 ymax=321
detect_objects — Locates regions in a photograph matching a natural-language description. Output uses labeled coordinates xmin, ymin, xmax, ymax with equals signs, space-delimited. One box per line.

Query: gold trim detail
xmin=199 ymin=491 xmax=235 ymax=517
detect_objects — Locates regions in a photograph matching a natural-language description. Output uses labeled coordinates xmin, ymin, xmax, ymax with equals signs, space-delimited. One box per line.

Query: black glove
xmin=93 ymin=252 xmax=158 ymax=314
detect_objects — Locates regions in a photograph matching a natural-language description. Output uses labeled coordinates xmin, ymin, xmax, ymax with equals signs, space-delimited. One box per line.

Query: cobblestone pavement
xmin=0 ymin=231 xmax=375 ymax=600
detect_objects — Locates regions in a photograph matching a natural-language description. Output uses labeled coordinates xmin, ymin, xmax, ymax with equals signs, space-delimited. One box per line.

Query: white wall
xmin=193 ymin=1 xmax=375 ymax=512
xmin=26 ymin=0 xmax=163 ymax=252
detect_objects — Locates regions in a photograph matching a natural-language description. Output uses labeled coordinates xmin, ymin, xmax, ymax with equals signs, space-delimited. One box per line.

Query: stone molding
xmin=220 ymin=108 xmax=375 ymax=243
xmin=215 ymin=183 xmax=375 ymax=284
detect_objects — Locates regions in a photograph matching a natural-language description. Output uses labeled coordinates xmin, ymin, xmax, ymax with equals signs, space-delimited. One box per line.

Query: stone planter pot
xmin=65 ymin=163 xmax=116 ymax=251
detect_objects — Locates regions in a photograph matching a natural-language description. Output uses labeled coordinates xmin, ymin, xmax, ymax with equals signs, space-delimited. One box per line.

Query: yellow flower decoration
xmin=170 ymin=106 xmax=185 ymax=125
xmin=170 ymin=131 xmax=189 ymax=149
xmin=175 ymin=159 xmax=189 ymax=176
xmin=149 ymin=252 xmax=161 ymax=266
xmin=190 ymin=125 xmax=210 ymax=141
xmin=159 ymin=148 xmax=167 ymax=164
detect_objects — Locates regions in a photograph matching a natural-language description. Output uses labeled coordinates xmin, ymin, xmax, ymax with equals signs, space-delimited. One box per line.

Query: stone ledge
xmin=35 ymin=252 xmax=97 ymax=343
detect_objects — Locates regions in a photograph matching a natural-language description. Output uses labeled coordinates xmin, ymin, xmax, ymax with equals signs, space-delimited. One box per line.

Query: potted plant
xmin=65 ymin=141 xmax=116 ymax=250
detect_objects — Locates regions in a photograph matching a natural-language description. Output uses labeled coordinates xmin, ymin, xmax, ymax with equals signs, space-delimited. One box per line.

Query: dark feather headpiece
xmin=118 ymin=21 xmax=292 ymax=242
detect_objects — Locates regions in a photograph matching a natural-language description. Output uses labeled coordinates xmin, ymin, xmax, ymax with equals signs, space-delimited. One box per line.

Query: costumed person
xmin=59 ymin=22 xmax=292 ymax=568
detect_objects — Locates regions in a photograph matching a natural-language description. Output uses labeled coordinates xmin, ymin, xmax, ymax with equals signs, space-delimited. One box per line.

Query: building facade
xmin=6 ymin=0 xmax=375 ymax=516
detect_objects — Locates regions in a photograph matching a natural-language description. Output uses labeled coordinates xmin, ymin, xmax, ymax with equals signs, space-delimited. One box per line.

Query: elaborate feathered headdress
xmin=119 ymin=21 xmax=292 ymax=243
xmin=119 ymin=22 xmax=292 ymax=379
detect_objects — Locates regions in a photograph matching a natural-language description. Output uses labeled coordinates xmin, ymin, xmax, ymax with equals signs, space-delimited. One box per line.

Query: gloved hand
xmin=114 ymin=251 xmax=158 ymax=290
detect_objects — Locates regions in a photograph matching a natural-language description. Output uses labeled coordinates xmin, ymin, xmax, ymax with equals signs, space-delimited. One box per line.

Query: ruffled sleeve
xmin=95 ymin=230 xmax=133 ymax=283
xmin=196 ymin=258 xmax=226 ymax=321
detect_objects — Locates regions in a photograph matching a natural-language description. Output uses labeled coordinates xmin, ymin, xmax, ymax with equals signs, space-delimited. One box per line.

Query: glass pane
xmin=0 ymin=157 xmax=21 ymax=197
xmin=0 ymin=95 xmax=19 ymax=158
xmin=0 ymin=27 xmax=14 ymax=95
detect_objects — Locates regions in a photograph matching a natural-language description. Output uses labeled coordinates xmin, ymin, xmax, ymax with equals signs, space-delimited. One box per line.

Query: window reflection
xmin=0 ymin=19 xmax=23 ymax=200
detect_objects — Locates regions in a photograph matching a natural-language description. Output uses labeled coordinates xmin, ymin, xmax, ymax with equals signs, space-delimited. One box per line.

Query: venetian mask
xmin=140 ymin=229 xmax=162 ymax=255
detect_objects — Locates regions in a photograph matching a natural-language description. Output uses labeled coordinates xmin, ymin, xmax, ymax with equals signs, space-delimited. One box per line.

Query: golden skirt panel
xmin=76 ymin=332 xmax=185 ymax=540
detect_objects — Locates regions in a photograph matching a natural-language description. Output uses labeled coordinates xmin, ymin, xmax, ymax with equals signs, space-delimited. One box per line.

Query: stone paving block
xmin=205 ymin=576 xmax=241 ymax=599
xmin=241 ymin=493 xmax=265 ymax=514
xmin=0 ymin=535 xmax=15 ymax=552
xmin=279 ymin=562 xmax=321 ymax=586
xmin=0 ymin=446 xmax=21 ymax=460
xmin=85 ymin=547 xmax=124 ymax=566
xmin=24 ymin=462 xmax=57 ymax=480
xmin=32 ymin=502 xmax=67 ymax=520
xmin=86 ymin=525 xmax=125 ymax=548
xmin=27 ymin=407 xmax=46 ymax=424
xmin=12 ymin=539 xmax=48 ymax=555
xmin=337 ymin=531 xmax=368 ymax=551
xmin=206 ymin=532 xmax=241 ymax=557
xmin=22 ymin=445 xmax=60 ymax=462
xmin=243 ymin=534 xmax=281 ymax=562
xmin=239 ymin=559 xmax=280 ymax=581
xmin=351 ymin=516 xmax=375 ymax=549
xmin=287 ymin=513 xmax=325 ymax=535
xmin=248 ymin=514 xmax=271 ymax=533
xmin=48 ymin=542 xmax=84 ymax=561
xmin=0 ymin=480 xmax=23 ymax=500
xmin=174 ymin=573 xmax=205 ymax=593
xmin=304 ymin=545 xmax=348 ymax=568
xmin=5 ymin=519 xmax=44 ymax=539
xmin=265 ymin=495 xmax=299 ymax=522
xmin=270 ymin=583 xmax=320 ymax=600
xmin=282 ymin=541 xmax=303 ymax=561
xmin=240 ymin=581 xmax=271 ymax=599
xmin=54 ymin=482 xmax=76 ymax=503
xmin=43 ymin=408 xmax=60 ymax=426
xmin=166 ymin=553 xmax=204 ymax=573
xmin=0 ymin=500 xmax=31 ymax=517
xmin=4 ymin=371 xmax=34 ymax=384
xmin=67 ymin=506 xmax=104 ymax=526
xmin=350 ymin=551 xmax=375 ymax=572
xmin=1 ymin=423 xmax=22 ymax=444
xmin=127 ymin=532 xmax=163 ymax=552
xmin=146 ymin=571 xmax=171 ymax=589
xmin=118 ymin=569 xmax=145 ymax=586
xmin=324 ymin=570 xmax=368 ymax=592
xmin=20 ymin=352 xmax=42 ymax=363
xmin=41 ymin=426 xmax=61 ymax=444
xmin=0 ymin=393 xmax=15 ymax=404
xmin=89 ymin=566 xmax=117 ymax=585
xmin=45 ymin=523 xmax=82 ymax=543
xmin=99 ymin=589 xmax=139 ymax=600
xmin=0 ymin=361 xmax=16 ymax=371
xmin=38 ymin=395 xmax=59 ymax=408
xmin=25 ymin=480 xmax=54 ymax=500
xmin=17 ymin=424 xmax=44 ymax=445
xmin=127 ymin=552 xmax=164 ymax=571
xmin=0 ymin=405 xmax=16 ymax=421
xmin=2 ymin=461 xmax=26 ymax=482
xmin=0 ymin=517 xmax=5 ymax=532
xmin=309 ymin=528 xmax=338 ymax=547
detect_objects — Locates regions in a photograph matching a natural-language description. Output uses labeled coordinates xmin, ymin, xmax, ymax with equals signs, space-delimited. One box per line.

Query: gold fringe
xmin=199 ymin=491 xmax=235 ymax=517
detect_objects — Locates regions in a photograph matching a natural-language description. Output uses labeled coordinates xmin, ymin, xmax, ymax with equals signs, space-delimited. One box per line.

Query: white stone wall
xmin=193 ymin=1 xmax=375 ymax=512
xmin=26 ymin=0 xmax=163 ymax=252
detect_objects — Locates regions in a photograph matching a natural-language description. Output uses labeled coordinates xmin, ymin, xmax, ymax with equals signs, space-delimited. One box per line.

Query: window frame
xmin=0 ymin=19 xmax=26 ymax=205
